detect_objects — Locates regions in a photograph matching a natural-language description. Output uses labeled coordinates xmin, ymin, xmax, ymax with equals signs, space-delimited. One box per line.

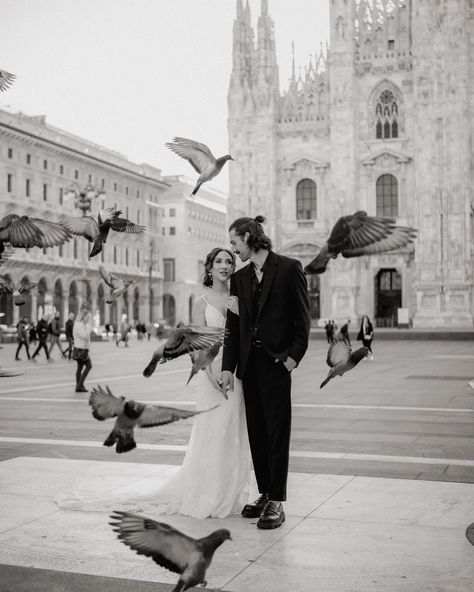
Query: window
xmin=113 ymin=246 xmax=117 ymax=264
xmin=43 ymin=160 xmax=48 ymax=170
xmin=296 ymin=179 xmax=317 ymax=220
xmin=7 ymin=148 xmax=12 ymax=159
xmin=43 ymin=183 xmax=48 ymax=201
xmin=375 ymin=90 xmax=398 ymax=139
xmin=388 ymin=39 xmax=395 ymax=50
xmin=125 ymin=248 xmax=129 ymax=266
xmin=126 ymin=186 xmax=129 ymax=195
xmin=59 ymin=188 xmax=63 ymax=205
xmin=136 ymin=250 xmax=140 ymax=267
xmin=136 ymin=189 xmax=140 ymax=198
xmin=26 ymin=154 xmax=31 ymax=165
xmin=7 ymin=174 xmax=12 ymax=192
xmin=59 ymin=244 xmax=63 ymax=257
xmin=26 ymin=179 xmax=30 ymax=197
xmin=101 ymin=178 xmax=105 ymax=188
xmin=169 ymin=226 xmax=176 ymax=235
xmin=114 ymin=182 xmax=117 ymax=191
xmin=137 ymin=210 xmax=140 ymax=224
xmin=88 ymin=174 xmax=92 ymax=182
xmin=169 ymin=208 xmax=176 ymax=217
xmin=73 ymin=239 xmax=78 ymax=259
xmin=376 ymin=174 xmax=398 ymax=218
xmin=74 ymin=170 xmax=79 ymax=179
xmin=162 ymin=227 xmax=166 ymax=235
xmin=126 ymin=207 xmax=129 ymax=220
xmin=59 ymin=165 xmax=64 ymax=175
xmin=163 ymin=258 xmax=175 ymax=282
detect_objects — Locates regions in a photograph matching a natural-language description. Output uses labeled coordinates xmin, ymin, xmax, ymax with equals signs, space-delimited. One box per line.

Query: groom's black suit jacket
xmin=222 ymin=250 xmax=311 ymax=380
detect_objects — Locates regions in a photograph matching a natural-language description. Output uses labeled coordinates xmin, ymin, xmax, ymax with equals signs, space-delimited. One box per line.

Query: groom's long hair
xmin=229 ymin=215 xmax=272 ymax=252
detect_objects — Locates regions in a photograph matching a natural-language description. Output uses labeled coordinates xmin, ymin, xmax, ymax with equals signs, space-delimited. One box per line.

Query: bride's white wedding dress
xmin=56 ymin=298 xmax=251 ymax=519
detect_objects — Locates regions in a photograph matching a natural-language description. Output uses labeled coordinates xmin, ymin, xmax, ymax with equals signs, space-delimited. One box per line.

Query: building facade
xmin=159 ymin=176 xmax=228 ymax=325
xmin=0 ymin=109 xmax=169 ymax=329
xmin=227 ymin=0 xmax=474 ymax=327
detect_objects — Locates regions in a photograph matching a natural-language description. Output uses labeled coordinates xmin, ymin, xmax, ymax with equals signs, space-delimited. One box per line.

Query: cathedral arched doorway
xmin=97 ymin=284 xmax=105 ymax=325
xmin=163 ymin=293 xmax=176 ymax=325
xmin=110 ymin=301 xmax=118 ymax=326
xmin=375 ymin=268 xmax=402 ymax=327
xmin=19 ymin=275 xmax=33 ymax=320
xmin=133 ymin=287 xmax=140 ymax=322
xmin=0 ymin=274 xmax=14 ymax=325
xmin=53 ymin=279 xmax=64 ymax=324
xmin=37 ymin=277 xmax=48 ymax=319
xmin=68 ymin=281 xmax=79 ymax=316
xmin=307 ymin=275 xmax=320 ymax=321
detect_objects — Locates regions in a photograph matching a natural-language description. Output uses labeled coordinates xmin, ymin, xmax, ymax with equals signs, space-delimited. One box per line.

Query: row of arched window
xmin=296 ymin=173 xmax=399 ymax=220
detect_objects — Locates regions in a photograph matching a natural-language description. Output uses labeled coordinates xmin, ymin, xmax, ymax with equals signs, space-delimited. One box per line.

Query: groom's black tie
xmin=250 ymin=261 xmax=267 ymax=345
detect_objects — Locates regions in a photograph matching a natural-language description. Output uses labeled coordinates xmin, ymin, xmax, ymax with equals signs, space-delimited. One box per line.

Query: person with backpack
xmin=32 ymin=315 xmax=53 ymax=362
xmin=48 ymin=311 xmax=66 ymax=358
xmin=15 ymin=317 xmax=31 ymax=361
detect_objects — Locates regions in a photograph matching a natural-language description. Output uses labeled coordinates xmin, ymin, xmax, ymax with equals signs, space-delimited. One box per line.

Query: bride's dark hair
xmin=228 ymin=215 xmax=272 ymax=251
xmin=203 ymin=247 xmax=236 ymax=287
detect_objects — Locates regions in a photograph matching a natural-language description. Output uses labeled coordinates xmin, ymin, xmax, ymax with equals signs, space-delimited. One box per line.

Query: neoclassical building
xmin=227 ymin=0 xmax=474 ymax=327
xmin=0 ymin=109 xmax=168 ymax=328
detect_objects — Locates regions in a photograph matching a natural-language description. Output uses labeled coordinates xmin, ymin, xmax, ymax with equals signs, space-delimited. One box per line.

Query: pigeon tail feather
xmin=186 ymin=366 xmax=197 ymax=385
xmin=320 ymin=375 xmax=331 ymax=389
xmin=143 ymin=357 xmax=159 ymax=377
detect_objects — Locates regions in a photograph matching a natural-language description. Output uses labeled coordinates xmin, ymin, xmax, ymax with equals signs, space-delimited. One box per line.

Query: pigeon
xmin=110 ymin=511 xmax=231 ymax=592
xmin=0 ymin=213 xmax=72 ymax=255
xmin=320 ymin=340 xmax=369 ymax=389
xmin=0 ymin=275 xmax=37 ymax=306
xmin=62 ymin=207 xmax=145 ymax=258
xmin=186 ymin=342 xmax=222 ymax=385
xmin=99 ymin=264 xmax=134 ymax=303
xmin=0 ymin=69 xmax=15 ymax=92
xmin=0 ymin=366 xmax=24 ymax=378
xmin=304 ymin=211 xmax=417 ymax=274
xmin=89 ymin=385 xmax=219 ymax=453
xmin=143 ymin=324 xmax=225 ymax=378
xmin=0 ymin=246 xmax=14 ymax=265
xmin=166 ymin=137 xmax=233 ymax=196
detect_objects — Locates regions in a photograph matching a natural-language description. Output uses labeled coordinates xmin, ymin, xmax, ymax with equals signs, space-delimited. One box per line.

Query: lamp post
xmin=65 ymin=182 xmax=105 ymax=312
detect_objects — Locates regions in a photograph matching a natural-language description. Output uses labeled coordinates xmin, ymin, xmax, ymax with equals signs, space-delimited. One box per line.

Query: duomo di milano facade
xmin=227 ymin=0 xmax=474 ymax=327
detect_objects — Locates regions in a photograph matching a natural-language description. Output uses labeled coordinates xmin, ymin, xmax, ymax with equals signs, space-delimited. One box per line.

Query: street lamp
xmin=65 ymin=182 xmax=105 ymax=312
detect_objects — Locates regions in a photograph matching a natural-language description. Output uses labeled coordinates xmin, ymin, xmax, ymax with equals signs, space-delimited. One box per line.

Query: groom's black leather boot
xmin=241 ymin=493 xmax=269 ymax=518
xmin=257 ymin=501 xmax=285 ymax=529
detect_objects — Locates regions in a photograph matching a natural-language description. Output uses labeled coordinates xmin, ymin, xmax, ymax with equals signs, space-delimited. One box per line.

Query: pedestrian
xmin=116 ymin=316 xmax=130 ymax=347
xmin=145 ymin=321 xmax=153 ymax=341
xmin=221 ymin=215 xmax=311 ymax=529
xmin=340 ymin=319 xmax=351 ymax=347
xmin=72 ymin=308 xmax=92 ymax=392
xmin=48 ymin=311 xmax=66 ymax=358
xmin=15 ymin=317 xmax=31 ymax=361
xmin=112 ymin=323 xmax=117 ymax=342
xmin=105 ymin=322 xmax=110 ymax=337
xmin=63 ymin=313 xmax=75 ymax=360
xmin=324 ymin=319 xmax=335 ymax=344
xmin=357 ymin=315 xmax=374 ymax=360
xmin=32 ymin=315 xmax=53 ymax=362
xmin=29 ymin=323 xmax=37 ymax=344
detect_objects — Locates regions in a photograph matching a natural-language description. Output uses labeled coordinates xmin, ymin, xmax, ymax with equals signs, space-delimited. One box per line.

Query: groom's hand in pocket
xmin=221 ymin=370 xmax=234 ymax=397
xmin=282 ymin=356 xmax=297 ymax=372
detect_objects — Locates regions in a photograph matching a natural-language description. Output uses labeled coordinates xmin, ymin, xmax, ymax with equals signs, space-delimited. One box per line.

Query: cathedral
xmin=227 ymin=0 xmax=474 ymax=328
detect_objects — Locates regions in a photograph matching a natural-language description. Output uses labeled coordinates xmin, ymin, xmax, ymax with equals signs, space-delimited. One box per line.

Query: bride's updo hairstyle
xmin=203 ymin=247 xmax=236 ymax=287
xmin=228 ymin=215 xmax=272 ymax=252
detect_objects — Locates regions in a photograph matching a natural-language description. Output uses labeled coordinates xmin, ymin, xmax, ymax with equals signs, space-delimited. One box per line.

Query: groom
xmin=221 ymin=215 xmax=311 ymax=529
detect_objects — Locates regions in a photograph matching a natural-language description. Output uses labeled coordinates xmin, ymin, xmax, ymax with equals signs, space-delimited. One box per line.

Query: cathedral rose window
xmin=375 ymin=90 xmax=398 ymax=139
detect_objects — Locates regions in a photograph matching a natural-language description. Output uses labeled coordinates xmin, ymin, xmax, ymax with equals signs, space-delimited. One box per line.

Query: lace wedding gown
xmin=57 ymin=299 xmax=251 ymax=519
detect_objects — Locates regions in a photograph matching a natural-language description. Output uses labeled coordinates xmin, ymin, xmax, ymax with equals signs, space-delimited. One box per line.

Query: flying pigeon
xmin=186 ymin=342 xmax=222 ymax=386
xmin=89 ymin=385 xmax=218 ymax=453
xmin=0 ymin=246 xmax=14 ymax=265
xmin=62 ymin=207 xmax=145 ymax=258
xmin=304 ymin=211 xmax=417 ymax=274
xmin=166 ymin=137 xmax=233 ymax=196
xmin=99 ymin=264 xmax=133 ymax=303
xmin=0 ymin=275 xmax=37 ymax=306
xmin=143 ymin=324 xmax=225 ymax=378
xmin=110 ymin=511 xmax=231 ymax=592
xmin=0 ymin=213 xmax=72 ymax=255
xmin=0 ymin=69 xmax=15 ymax=92
xmin=320 ymin=340 xmax=369 ymax=389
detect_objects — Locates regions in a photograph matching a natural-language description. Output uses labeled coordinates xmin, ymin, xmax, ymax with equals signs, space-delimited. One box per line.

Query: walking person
xmin=357 ymin=315 xmax=374 ymax=360
xmin=221 ymin=215 xmax=311 ymax=529
xmin=48 ymin=311 xmax=66 ymax=359
xmin=73 ymin=309 xmax=92 ymax=393
xmin=116 ymin=316 xmax=130 ymax=347
xmin=63 ymin=313 xmax=75 ymax=360
xmin=31 ymin=315 xmax=52 ymax=362
xmin=324 ymin=319 xmax=335 ymax=344
xmin=340 ymin=319 xmax=351 ymax=347
xmin=29 ymin=322 xmax=37 ymax=345
xmin=15 ymin=317 xmax=31 ymax=361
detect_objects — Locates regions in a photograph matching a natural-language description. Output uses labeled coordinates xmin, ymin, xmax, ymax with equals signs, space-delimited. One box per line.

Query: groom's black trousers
xmin=242 ymin=345 xmax=292 ymax=502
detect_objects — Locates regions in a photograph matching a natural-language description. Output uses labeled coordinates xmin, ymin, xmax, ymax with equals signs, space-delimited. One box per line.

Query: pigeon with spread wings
xmin=143 ymin=324 xmax=225 ymax=377
xmin=0 ymin=275 xmax=37 ymax=306
xmin=89 ymin=385 xmax=219 ymax=453
xmin=0 ymin=69 xmax=15 ymax=92
xmin=304 ymin=211 xmax=417 ymax=274
xmin=320 ymin=340 xmax=369 ymax=389
xmin=62 ymin=207 xmax=145 ymax=258
xmin=0 ymin=213 xmax=72 ymax=257
xmin=99 ymin=264 xmax=133 ymax=304
xmin=166 ymin=137 xmax=233 ymax=196
xmin=110 ymin=511 xmax=231 ymax=592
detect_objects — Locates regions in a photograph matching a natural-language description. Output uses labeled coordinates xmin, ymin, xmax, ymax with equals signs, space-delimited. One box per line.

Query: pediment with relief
xmin=283 ymin=156 xmax=330 ymax=171
xmin=362 ymin=148 xmax=411 ymax=166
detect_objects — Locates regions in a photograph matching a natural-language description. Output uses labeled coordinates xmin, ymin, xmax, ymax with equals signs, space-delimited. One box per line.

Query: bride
xmin=57 ymin=247 xmax=251 ymax=519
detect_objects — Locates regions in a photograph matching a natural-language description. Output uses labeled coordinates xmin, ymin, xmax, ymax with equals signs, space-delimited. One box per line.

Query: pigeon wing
xmin=342 ymin=225 xmax=417 ymax=257
xmin=163 ymin=326 xmax=224 ymax=360
xmin=99 ymin=265 xmax=121 ymax=289
xmin=62 ymin=217 xmax=99 ymax=242
xmin=18 ymin=281 xmax=37 ymax=294
xmin=326 ymin=340 xmax=351 ymax=368
xmin=0 ymin=70 xmax=16 ymax=92
xmin=0 ymin=215 xmax=43 ymax=247
xmin=0 ymin=246 xmax=15 ymax=266
xmin=98 ymin=208 xmax=117 ymax=225
xmin=109 ymin=511 xmax=198 ymax=574
xmin=110 ymin=217 xmax=146 ymax=234
xmin=345 ymin=214 xmax=396 ymax=250
xmin=166 ymin=137 xmax=216 ymax=174
xmin=89 ymin=385 xmax=126 ymax=420
xmin=137 ymin=403 xmax=217 ymax=428
xmin=30 ymin=218 xmax=72 ymax=247
xmin=326 ymin=216 xmax=353 ymax=253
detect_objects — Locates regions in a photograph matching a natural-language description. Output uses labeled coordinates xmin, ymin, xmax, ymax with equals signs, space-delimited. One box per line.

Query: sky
xmin=0 ymin=0 xmax=330 ymax=192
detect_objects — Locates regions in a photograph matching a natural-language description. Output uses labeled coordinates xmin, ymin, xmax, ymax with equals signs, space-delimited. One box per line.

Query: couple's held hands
xmin=220 ymin=370 xmax=234 ymax=398
xmin=226 ymin=296 xmax=239 ymax=316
